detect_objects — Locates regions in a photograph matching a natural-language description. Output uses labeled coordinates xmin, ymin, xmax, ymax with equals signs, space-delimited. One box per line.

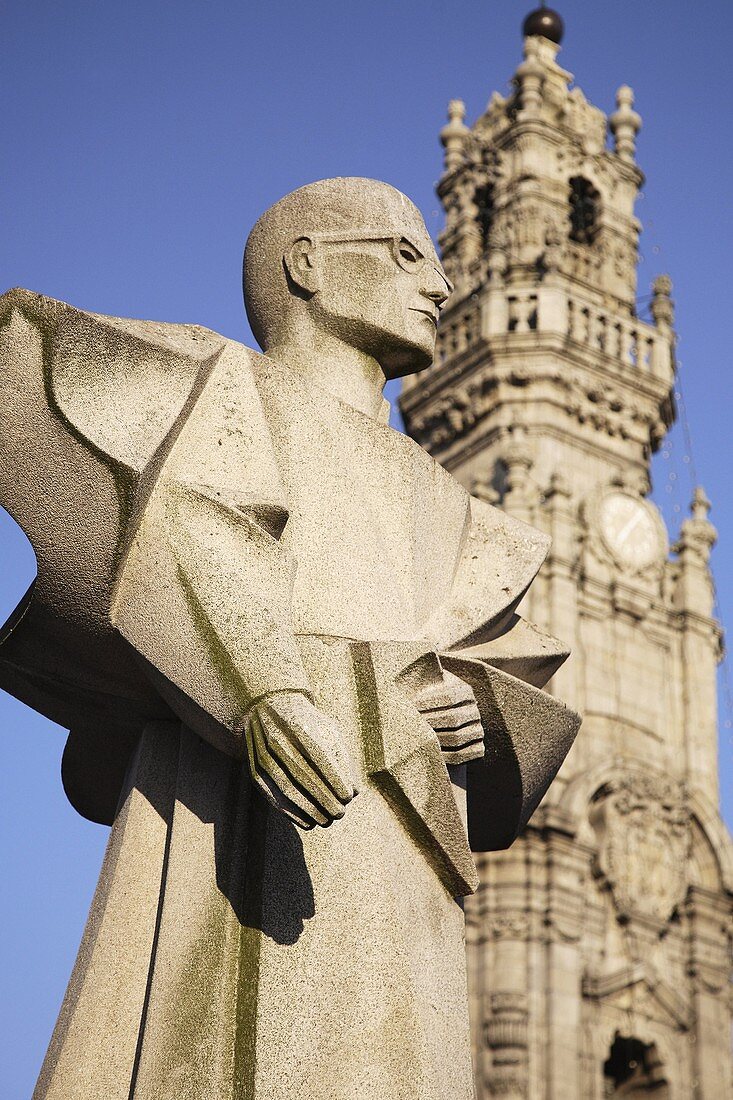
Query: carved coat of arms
xmin=591 ymin=772 xmax=690 ymax=924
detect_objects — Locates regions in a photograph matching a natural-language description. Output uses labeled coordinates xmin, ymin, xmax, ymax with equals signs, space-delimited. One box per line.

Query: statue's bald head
xmin=243 ymin=177 xmax=434 ymax=351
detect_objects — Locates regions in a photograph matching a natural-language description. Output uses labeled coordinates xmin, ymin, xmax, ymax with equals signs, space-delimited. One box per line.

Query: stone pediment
xmin=583 ymin=963 xmax=691 ymax=1031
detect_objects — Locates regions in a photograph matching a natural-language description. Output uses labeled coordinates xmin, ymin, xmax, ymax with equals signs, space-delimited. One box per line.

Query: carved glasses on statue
xmin=304 ymin=231 xmax=454 ymax=294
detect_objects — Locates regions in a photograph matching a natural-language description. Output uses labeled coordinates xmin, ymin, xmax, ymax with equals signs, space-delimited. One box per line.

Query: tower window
xmin=569 ymin=176 xmax=600 ymax=244
xmin=603 ymin=1035 xmax=669 ymax=1097
xmin=474 ymin=183 xmax=495 ymax=248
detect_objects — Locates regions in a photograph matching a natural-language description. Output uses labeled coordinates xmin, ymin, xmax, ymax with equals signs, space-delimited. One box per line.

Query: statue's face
xmin=306 ymin=218 xmax=453 ymax=378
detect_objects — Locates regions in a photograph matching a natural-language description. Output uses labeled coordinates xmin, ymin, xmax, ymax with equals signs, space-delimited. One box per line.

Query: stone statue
xmin=0 ymin=178 xmax=579 ymax=1099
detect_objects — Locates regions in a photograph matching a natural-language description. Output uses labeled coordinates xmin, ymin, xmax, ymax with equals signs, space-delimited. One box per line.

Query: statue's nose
xmin=422 ymin=264 xmax=453 ymax=310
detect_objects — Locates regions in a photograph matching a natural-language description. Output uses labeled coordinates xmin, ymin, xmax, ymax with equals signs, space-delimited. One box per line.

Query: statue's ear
xmin=283 ymin=237 xmax=319 ymax=296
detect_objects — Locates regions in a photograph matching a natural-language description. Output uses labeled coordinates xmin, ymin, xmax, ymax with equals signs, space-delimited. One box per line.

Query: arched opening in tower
xmin=568 ymin=175 xmax=601 ymax=245
xmin=474 ymin=182 xmax=495 ymax=250
xmin=603 ymin=1034 xmax=670 ymax=1097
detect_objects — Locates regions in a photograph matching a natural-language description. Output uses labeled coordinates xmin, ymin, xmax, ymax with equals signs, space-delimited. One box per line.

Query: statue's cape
xmin=0 ymin=289 xmax=226 ymax=821
xmin=0 ymin=289 xmax=575 ymax=827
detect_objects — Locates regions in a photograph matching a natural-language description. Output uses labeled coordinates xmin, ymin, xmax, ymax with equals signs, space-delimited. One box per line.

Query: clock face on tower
xmin=598 ymin=491 xmax=665 ymax=572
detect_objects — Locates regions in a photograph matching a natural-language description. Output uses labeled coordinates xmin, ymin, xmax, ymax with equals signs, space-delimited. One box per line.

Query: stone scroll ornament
xmin=0 ymin=178 xmax=580 ymax=1100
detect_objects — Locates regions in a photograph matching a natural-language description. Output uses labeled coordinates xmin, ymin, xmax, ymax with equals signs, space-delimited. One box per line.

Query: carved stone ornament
xmin=590 ymin=772 xmax=690 ymax=924
xmin=485 ymin=913 xmax=532 ymax=941
xmin=406 ymin=368 xmax=497 ymax=451
xmin=483 ymin=992 xmax=529 ymax=1099
xmin=0 ymin=177 xmax=580 ymax=1100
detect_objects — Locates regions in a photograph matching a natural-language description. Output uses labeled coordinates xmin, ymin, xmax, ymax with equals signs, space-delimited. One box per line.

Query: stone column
xmin=481 ymin=244 xmax=509 ymax=338
xmin=674 ymin=489 xmax=721 ymax=803
xmin=502 ymin=430 xmax=537 ymax=528
xmin=542 ymin=827 xmax=587 ymax=1100
xmin=543 ymin=473 xmax=581 ymax=715
xmin=475 ymin=846 xmax=533 ymax=1100
xmin=537 ymin=224 xmax=568 ymax=336
xmin=686 ymin=887 xmax=733 ymax=1098
xmin=650 ymin=274 xmax=675 ymax=380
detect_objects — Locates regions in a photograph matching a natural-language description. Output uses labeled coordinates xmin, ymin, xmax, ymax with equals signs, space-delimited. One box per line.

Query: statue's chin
xmin=378 ymin=331 xmax=435 ymax=380
xmin=381 ymin=345 xmax=434 ymax=381
xmin=310 ymin=310 xmax=434 ymax=380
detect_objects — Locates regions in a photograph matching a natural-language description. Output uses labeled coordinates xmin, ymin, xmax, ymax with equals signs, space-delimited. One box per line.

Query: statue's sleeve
xmin=435 ymin=496 xmax=568 ymax=688
xmin=0 ymin=291 xmax=310 ymax=817
xmin=422 ymin=499 xmax=559 ymax=660
xmin=113 ymin=341 xmax=313 ymax=759
xmin=0 ymin=286 xmax=226 ymax=717
xmin=424 ymin=495 xmax=580 ymax=851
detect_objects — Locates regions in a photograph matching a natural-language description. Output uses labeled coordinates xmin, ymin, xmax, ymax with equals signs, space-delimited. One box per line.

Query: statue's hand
xmin=244 ymin=691 xmax=358 ymax=830
xmin=415 ymin=670 xmax=485 ymax=765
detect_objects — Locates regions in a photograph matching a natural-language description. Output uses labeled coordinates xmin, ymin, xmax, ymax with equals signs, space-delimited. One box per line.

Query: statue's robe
xmin=0 ymin=291 xmax=579 ymax=1100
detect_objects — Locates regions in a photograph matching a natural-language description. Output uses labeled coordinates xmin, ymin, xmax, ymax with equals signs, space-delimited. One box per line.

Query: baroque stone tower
xmin=400 ymin=8 xmax=733 ymax=1098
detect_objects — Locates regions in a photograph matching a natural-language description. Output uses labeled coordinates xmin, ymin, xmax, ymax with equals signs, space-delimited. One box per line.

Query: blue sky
xmin=1 ymin=2 xmax=731 ymax=1094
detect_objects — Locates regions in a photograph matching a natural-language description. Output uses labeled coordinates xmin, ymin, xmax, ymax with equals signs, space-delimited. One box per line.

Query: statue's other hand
xmin=244 ymin=692 xmax=358 ymax=830
xmin=415 ymin=670 xmax=485 ymax=765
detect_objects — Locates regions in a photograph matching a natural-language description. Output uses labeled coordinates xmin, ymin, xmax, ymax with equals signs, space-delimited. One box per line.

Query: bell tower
xmin=401 ymin=8 xmax=733 ymax=1098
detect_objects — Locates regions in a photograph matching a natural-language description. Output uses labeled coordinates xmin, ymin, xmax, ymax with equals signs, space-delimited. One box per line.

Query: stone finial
xmin=651 ymin=274 xmax=674 ymax=329
xmin=516 ymin=41 xmax=545 ymax=115
xmin=440 ymin=99 xmax=469 ymax=173
xmin=609 ymin=85 xmax=642 ymax=163
xmin=691 ymin=485 xmax=712 ymax=522
xmin=678 ymin=486 xmax=717 ymax=563
xmin=653 ymin=273 xmax=672 ymax=296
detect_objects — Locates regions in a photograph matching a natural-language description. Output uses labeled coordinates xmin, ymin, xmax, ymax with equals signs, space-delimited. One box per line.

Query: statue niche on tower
xmin=0 ymin=177 xmax=579 ymax=1099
